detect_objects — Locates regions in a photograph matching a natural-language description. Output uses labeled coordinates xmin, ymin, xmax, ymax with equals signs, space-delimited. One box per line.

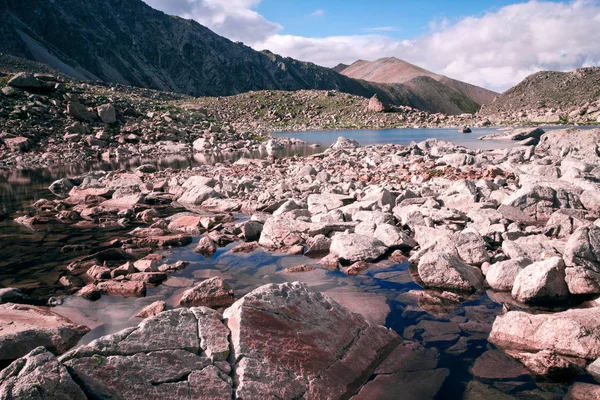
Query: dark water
xmin=0 ymin=128 xmax=593 ymax=398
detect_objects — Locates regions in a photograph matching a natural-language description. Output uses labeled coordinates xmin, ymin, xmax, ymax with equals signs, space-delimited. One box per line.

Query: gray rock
xmin=502 ymin=235 xmax=561 ymax=262
xmin=7 ymin=72 xmax=43 ymax=90
xmin=178 ymin=185 xmax=221 ymax=205
xmin=97 ymin=103 xmax=116 ymax=124
xmin=0 ymin=347 xmax=86 ymax=400
xmin=307 ymin=192 xmax=355 ymax=214
xmin=0 ymin=303 xmax=90 ymax=361
xmin=582 ymin=190 xmax=600 ymax=214
xmin=258 ymin=214 xmax=311 ymax=249
xmin=330 ymin=136 xmax=360 ymax=149
xmin=373 ymin=223 xmax=416 ymax=250
xmin=511 ymin=257 xmax=569 ymax=303
xmin=485 ymin=257 xmax=531 ymax=292
xmin=330 ymin=233 xmax=388 ymax=263
xmin=67 ymin=102 xmax=97 ymax=122
xmin=564 ymin=225 xmax=600 ymax=294
xmin=417 ymin=251 xmax=484 ymax=293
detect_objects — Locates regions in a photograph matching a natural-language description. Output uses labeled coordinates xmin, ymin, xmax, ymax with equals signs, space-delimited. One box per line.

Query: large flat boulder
xmin=0 ymin=303 xmax=89 ymax=361
xmin=489 ymin=308 xmax=600 ymax=360
xmin=59 ymin=307 xmax=232 ymax=399
xmin=223 ymin=282 xmax=401 ymax=399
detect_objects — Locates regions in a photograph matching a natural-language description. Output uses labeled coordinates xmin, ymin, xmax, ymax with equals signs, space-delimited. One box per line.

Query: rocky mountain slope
xmin=338 ymin=57 xmax=498 ymax=106
xmin=478 ymin=67 xmax=600 ymax=123
xmin=0 ymin=0 xmax=479 ymax=115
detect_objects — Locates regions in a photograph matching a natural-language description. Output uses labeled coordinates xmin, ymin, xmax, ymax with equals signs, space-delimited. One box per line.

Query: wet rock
xmin=506 ymin=349 xmax=581 ymax=378
xmin=0 ymin=347 xmax=86 ymax=400
xmin=75 ymin=284 xmax=101 ymax=301
xmin=417 ymin=251 xmax=484 ymax=293
xmin=564 ymin=225 xmax=600 ymax=294
xmin=352 ymin=342 xmax=448 ymax=400
xmin=283 ymin=264 xmax=317 ymax=273
xmin=195 ymin=236 xmax=217 ymax=257
xmin=489 ymin=308 xmax=600 ymax=359
xmin=0 ymin=303 xmax=89 ymax=361
xmin=96 ymin=280 xmax=146 ymax=297
xmin=404 ymin=320 xmax=461 ymax=345
xmin=463 ymin=381 xmax=515 ymax=400
xmin=485 ymin=257 xmax=531 ymax=291
xmin=134 ymin=301 xmax=166 ymax=318
xmin=511 ymin=257 xmax=569 ymax=304
xmin=179 ymin=277 xmax=234 ymax=309
xmin=471 ymin=350 xmax=529 ymax=380
xmin=330 ymin=233 xmax=387 ymax=263
xmin=223 ymin=282 xmax=400 ymax=399
xmin=97 ymin=103 xmax=116 ymax=124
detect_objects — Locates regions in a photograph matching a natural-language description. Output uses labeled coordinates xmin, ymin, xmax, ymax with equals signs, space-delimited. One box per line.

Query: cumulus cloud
xmin=143 ymin=0 xmax=281 ymax=43
xmin=143 ymin=0 xmax=600 ymax=92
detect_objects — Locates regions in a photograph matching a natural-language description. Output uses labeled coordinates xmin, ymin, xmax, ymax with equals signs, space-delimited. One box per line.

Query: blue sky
xmin=257 ymin=0 xmax=533 ymax=39
xmin=144 ymin=0 xmax=600 ymax=92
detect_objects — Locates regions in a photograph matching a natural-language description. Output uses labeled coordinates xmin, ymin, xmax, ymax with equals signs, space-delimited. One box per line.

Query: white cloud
xmin=143 ymin=0 xmax=600 ymax=92
xmin=309 ymin=9 xmax=325 ymax=17
xmin=143 ymin=0 xmax=281 ymax=43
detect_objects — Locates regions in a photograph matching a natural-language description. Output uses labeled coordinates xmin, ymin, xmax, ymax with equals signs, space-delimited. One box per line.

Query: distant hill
xmin=338 ymin=57 xmax=498 ymax=107
xmin=477 ymin=67 xmax=600 ymax=122
xmin=0 ymin=0 xmax=482 ymax=114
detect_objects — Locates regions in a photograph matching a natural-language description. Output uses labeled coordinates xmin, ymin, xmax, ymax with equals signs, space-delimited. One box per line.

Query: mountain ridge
xmin=0 ymin=0 xmax=479 ymax=114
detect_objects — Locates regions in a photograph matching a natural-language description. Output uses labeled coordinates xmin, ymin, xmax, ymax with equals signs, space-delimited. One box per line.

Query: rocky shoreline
xmin=2 ymin=68 xmax=600 ymax=398
xmin=0 ymin=123 xmax=599 ymax=397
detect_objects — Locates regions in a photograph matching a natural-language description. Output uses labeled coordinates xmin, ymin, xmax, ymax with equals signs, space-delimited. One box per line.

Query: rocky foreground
xmin=1 ymin=125 xmax=600 ymax=397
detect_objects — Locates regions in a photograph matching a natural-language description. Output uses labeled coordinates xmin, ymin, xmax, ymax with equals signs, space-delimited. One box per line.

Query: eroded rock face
xmin=223 ymin=282 xmax=401 ymax=399
xmin=0 ymin=303 xmax=90 ymax=361
xmin=489 ymin=308 xmax=600 ymax=360
xmin=0 ymin=347 xmax=86 ymax=400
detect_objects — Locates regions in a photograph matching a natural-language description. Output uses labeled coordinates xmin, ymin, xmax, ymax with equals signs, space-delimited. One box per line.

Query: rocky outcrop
xmin=0 ymin=303 xmax=89 ymax=361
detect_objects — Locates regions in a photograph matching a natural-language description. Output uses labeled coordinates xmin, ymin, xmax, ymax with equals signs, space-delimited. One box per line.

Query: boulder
xmin=179 ymin=277 xmax=234 ymax=309
xmin=4 ymin=137 xmax=32 ymax=153
xmin=511 ymin=257 xmax=569 ymax=303
xmin=330 ymin=136 xmax=360 ymax=149
xmin=307 ymin=192 xmax=355 ymax=214
xmin=417 ymin=251 xmax=484 ymax=293
xmin=67 ymin=102 xmax=96 ymax=122
xmin=97 ymin=103 xmax=116 ymax=124
xmin=373 ymin=223 xmax=417 ymax=250
xmin=582 ymin=190 xmax=600 ymax=214
xmin=0 ymin=303 xmax=89 ymax=361
xmin=564 ymin=225 xmax=600 ymax=294
xmin=485 ymin=257 xmax=530 ymax=291
xmin=330 ymin=233 xmax=388 ymax=263
xmin=223 ymin=282 xmax=401 ymax=399
xmin=195 ymin=236 xmax=217 ymax=257
xmin=489 ymin=307 xmax=600 ymax=360
xmin=178 ymin=185 xmax=221 ymax=205
xmin=7 ymin=72 xmax=43 ymax=90
xmin=0 ymin=347 xmax=86 ymax=400
xmin=59 ymin=307 xmax=232 ymax=399
xmin=502 ymin=235 xmax=561 ymax=262
xmin=258 ymin=214 xmax=311 ymax=249
xmin=367 ymin=94 xmax=390 ymax=112
xmin=134 ymin=301 xmax=166 ymax=318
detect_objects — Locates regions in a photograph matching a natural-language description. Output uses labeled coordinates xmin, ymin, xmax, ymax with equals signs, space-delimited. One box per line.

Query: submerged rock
xmin=0 ymin=303 xmax=89 ymax=361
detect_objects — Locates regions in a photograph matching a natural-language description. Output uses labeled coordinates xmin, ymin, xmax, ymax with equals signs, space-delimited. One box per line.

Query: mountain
xmin=477 ymin=67 xmax=600 ymax=122
xmin=338 ymin=57 xmax=498 ymax=106
xmin=0 ymin=0 xmax=480 ymax=114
